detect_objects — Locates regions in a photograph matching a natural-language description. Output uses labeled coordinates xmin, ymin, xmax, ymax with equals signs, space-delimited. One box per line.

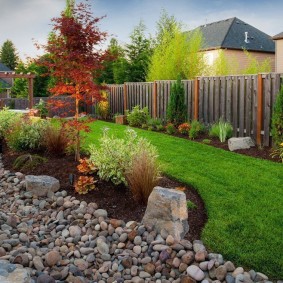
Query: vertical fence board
xmin=220 ymin=77 xmax=226 ymax=119
xmin=263 ymin=74 xmax=271 ymax=146
xmin=239 ymin=76 xmax=245 ymax=137
xmin=232 ymin=76 xmax=239 ymax=136
xmin=226 ymin=76 xmax=232 ymax=122
xmin=214 ymin=77 xmax=220 ymax=121
xmin=245 ymin=76 xmax=252 ymax=136
xmin=209 ymin=78 xmax=214 ymax=123
xmin=203 ymin=78 xmax=209 ymax=124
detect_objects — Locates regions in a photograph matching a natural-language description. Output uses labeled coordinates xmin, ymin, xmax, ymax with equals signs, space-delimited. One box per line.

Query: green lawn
xmin=83 ymin=120 xmax=283 ymax=279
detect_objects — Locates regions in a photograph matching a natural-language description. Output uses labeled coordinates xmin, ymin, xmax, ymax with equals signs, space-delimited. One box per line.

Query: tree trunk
xmin=75 ymin=97 xmax=80 ymax=161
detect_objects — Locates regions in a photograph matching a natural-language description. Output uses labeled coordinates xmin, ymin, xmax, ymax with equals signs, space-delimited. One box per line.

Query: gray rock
xmin=25 ymin=175 xmax=60 ymax=197
xmin=142 ymin=187 xmax=189 ymax=240
xmin=94 ymin=209 xmax=108 ymax=218
xmin=228 ymin=137 xmax=255 ymax=151
xmin=37 ymin=274 xmax=55 ymax=283
xmin=0 ymin=267 xmax=31 ymax=283
xmin=186 ymin=265 xmax=205 ymax=281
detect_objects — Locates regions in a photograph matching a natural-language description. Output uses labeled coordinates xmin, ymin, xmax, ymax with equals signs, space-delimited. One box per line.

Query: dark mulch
xmin=1 ymin=142 xmax=207 ymax=241
xmin=165 ymin=132 xmax=280 ymax=163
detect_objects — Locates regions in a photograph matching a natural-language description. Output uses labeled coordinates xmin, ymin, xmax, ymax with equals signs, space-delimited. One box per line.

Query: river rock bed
xmin=0 ymin=155 xmax=280 ymax=283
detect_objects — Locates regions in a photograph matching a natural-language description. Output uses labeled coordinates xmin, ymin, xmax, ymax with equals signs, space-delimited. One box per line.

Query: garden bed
xmin=1 ymin=141 xmax=207 ymax=242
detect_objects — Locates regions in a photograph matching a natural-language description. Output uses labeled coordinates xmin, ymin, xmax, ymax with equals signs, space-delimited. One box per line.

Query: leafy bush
xmin=189 ymin=120 xmax=205 ymax=139
xmin=209 ymin=119 xmax=233 ymax=142
xmin=271 ymin=142 xmax=283 ymax=163
xmin=0 ymin=107 xmax=22 ymax=139
xmin=34 ymin=99 xmax=48 ymax=118
xmin=144 ymin=118 xmax=163 ymax=131
xmin=126 ymin=148 xmax=160 ymax=204
xmin=42 ymin=123 xmax=70 ymax=155
xmin=166 ymin=123 xmax=176 ymax=135
xmin=89 ymin=128 xmax=157 ymax=186
xmin=156 ymin=125 xmax=164 ymax=131
xmin=95 ymin=91 xmax=110 ymax=120
xmin=13 ymin=154 xmax=47 ymax=170
xmin=77 ymin=158 xmax=97 ymax=174
xmin=75 ymin=176 xmax=96 ymax=194
xmin=126 ymin=105 xmax=149 ymax=127
xmin=6 ymin=117 xmax=48 ymax=151
xmin=271 ymin=85 xmax=283 ymax=146
xmin=178 ymin=123 xmax=191 ymax=135
xmin=166 ymin=76 xmax=187 ymax=125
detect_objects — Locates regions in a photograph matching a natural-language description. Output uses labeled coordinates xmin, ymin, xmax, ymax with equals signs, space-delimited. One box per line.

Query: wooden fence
xmin=108 ymin=73 xmax=283 ymax=146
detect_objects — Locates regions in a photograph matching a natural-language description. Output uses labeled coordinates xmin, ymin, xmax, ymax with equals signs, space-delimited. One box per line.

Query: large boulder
xmin=25 ymin=175 xmax=60 ymax=197
xmin=142 ymin=187 xmax=189 ymax=240
xmin=228 ymin=137 xmax=255 ymax=151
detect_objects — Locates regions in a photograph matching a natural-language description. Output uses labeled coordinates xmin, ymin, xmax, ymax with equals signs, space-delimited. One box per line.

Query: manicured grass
xmin=83 ymin=121 xmax=283 ymax=279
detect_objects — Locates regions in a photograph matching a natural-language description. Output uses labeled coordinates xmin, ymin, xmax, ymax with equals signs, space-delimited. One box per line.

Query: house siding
xmin=202 ymin=49 xmax=275 ymax=73
xmin=275 ymin=39 xmax=283 ymax=73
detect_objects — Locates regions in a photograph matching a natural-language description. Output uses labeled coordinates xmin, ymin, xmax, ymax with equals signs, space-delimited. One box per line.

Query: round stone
xmin=45 ymin=251 xmax=62 ymax=267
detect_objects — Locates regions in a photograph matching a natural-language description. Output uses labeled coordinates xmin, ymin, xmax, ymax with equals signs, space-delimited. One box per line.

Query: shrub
xmin=126 ymin=148 xmax=160 ymax=204
xmin=189 ymin=120 xmax=205 ymax=139
xmin=0 ymin=107 xmax=22 ymax=139
xmin=166 ymin=123 xmax=176 ymax=135
xmin=34 ymin=99 xmax=48 ymax=118
xmin=178 ymin=123 xmax=191 ymax=135
xmin=77 ymin=158 xmax=97 ymax=174
xmin=141 ymin=123 xmax=148 ymax=129
xmin=166 ymin=76 xmax=187 ymax=125
xmin=95 ymin=91 xmax=110 ymax=120
xmin=126 ymin=105 xmax=149 ymax=127
xmin=89 ymin=128 xmax=157 ymax=186
xmin=156 ymin=125 xmax=164 ymax=131
xmin=147 ymin=118 xmax=162 ymax=129
xmin=75 ymin=176 xmax=96 ymax=194
xmin=271 ymin=85 xmax=283 ymax=146
xmin=209 ymin=119 xmax=233 ymax=142
xmin=271 ymin=142 xmax=283 ymax=163
xmin=13 ymin=154 xmax=47 ymax=170
xmin=42 ymin=123 xmax=70 ymax=155
xmin=187 ymin=200 xmax=197 ymax=210
xmin=6 ymin=117 xmax=48 ymax=151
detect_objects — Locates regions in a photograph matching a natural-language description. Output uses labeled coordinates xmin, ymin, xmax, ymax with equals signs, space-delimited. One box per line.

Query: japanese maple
xmin=40 ymin=1 xmax=108 ymax=160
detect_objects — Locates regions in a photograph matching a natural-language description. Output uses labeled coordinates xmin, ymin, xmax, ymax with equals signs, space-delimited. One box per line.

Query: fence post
xmin=28 ymin=78 xmax=34 ymax=109
xmin=256 ymin=74 xmax=263 ymax=145
xmin=153 ymin=81 xmax=157 ymax=118
xmin=123 ymin=83 xmax=127 ymax=114
xmin=194 ymin=77 xmax=199 ymax=120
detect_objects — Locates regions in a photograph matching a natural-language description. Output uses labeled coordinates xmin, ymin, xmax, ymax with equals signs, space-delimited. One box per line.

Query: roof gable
xmin=0 ymin=62 xmax=12 ymax=72
xmin=0 ymin=78 xmax=12 ymax=88
xmin=193 ymin=17 xmax=275 ymax=53
xmin=273 ymin=32 xmax=283 ymax=40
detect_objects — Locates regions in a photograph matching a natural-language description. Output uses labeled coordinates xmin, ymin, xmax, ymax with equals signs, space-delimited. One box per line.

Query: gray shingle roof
xmin=0 ymin=78 xmax=12 ymax=88
xmin=190 ymin=17 xmax=275 ymax=53
xmin=0 ymin=62 xmax=12 ymax=72
xmin=273 ymin=32 xmax=283 ymax=40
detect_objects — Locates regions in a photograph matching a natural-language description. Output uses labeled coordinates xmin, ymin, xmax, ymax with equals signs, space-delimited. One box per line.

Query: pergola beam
xmin=0 ymin=72 xmax=36 ymax=79
xmin=0 ymin=72 xmax=36 ymax=108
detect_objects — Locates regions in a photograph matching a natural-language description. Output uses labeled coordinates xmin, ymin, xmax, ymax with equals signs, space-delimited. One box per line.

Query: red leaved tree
xmin=40 ymin=1 xmax=108 ymax=160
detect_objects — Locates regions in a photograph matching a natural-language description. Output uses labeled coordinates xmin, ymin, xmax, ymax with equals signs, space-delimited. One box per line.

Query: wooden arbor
xmin=0 ymin=72 xmax=36 ymax=109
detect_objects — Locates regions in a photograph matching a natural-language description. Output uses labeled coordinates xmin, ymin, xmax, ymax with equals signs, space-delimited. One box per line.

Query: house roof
xmin=273 ymin=32 xmax=283 ymax=40
xmin=0 ymin=78 xmax=12 ymax=88
xmin=0 ymin=62 xmax=12 ymax=72
xmin=190 ymin=17 xmax=275 ymax=53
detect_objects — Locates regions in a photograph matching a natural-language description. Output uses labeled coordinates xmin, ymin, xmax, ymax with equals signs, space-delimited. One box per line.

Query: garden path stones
xmin=0 ymin=155 xmax=281 ymax=283
xmin=228 ymin=137 xmax=255 ymax=151
xmin=25 ymin=175 xmax=59 ymax=197
xmin=142 ymin=186 xmax=189 ymax=241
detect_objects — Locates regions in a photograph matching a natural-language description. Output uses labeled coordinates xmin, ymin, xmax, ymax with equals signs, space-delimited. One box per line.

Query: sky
xmin=0 ymin=0 xmax=283 ymax=61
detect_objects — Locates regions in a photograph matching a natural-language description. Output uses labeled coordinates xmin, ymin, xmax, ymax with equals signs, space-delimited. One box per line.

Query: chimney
xmin=245 ymin=32 xmax=249 ymax=43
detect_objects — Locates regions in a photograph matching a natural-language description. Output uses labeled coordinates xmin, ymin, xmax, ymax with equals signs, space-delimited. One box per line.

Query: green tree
xmin=65 ymin=0 xmax=75 ymax=17
xmin=0 ymin=40 xmax=19 ymax=70
xmin=272 ymin=85 xmax=283 ymax=146
xmin=11 ymin=58 xmax=50 ymax=98
xmin=147 ymin=27 xmax=204 ymax=81
xmin=96 ymin=38 xmax=128 ymax=84
xmin=126 ymin=22 xmax=152 ymax=82
xmin=242 ymin=50 xmax=271 ymax=74
xmin=166 ymin=75 xmax=187 ymax=125
xmin=155 ymin=9 xmax=181 ymax=47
